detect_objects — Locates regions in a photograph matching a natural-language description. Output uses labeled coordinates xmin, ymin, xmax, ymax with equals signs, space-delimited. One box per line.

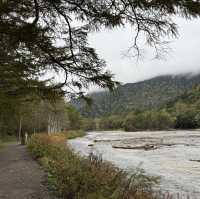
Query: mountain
xmin=72 ymin=74 xmax=200 ymax=117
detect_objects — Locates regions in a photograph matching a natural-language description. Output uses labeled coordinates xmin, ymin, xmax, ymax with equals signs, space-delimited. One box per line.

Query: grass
xmin=0 ymin=135 xmax=17 ymax=143
xmin=0 ymin=140 xmax=3 ymax=150
xmin=28 ymin=132 xmax=161 ymax=199
xmin=0 ymin=135 xmax=17 ymax=151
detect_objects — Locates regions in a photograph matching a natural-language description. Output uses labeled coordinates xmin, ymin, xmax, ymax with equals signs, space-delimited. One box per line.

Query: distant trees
xmin=81 ymin=118 xmax=96 ymax=131
xmin=173 ymin=102 xmax=200 ymax=129
xmin=87 ymin=86 xmax=200 ymax=132
xmin=124 ymin=110 xmax=174 ymax=131
xmin=123 ymin=113 xmax=138 ymax=131
xmin=157 ymin=110 xmax=175 ymax=129
xmin=99 ymin=115 xmax=124 ymax=130
xmin=175 ymin=112 xmax=198 ymax=129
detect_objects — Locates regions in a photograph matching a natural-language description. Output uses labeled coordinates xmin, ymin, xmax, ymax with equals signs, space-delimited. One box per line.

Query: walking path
xmin=0 ymin=143 xmax=51 ymax=199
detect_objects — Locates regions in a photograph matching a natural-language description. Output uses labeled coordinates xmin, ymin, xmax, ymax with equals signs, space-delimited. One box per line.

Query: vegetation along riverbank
xmin=28 ymin=132 xmax=161 ymax=199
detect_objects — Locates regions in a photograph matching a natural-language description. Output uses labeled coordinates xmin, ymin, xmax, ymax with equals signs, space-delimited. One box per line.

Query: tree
xmin=81 ymin=118 xmax=96 ymax=131
xmin=174 ymin=102 xmax=199 ymax=129
xmin=20 ymin=99 xmax=71 ymax=134
xmin=98 ymin=115 xmax=123 ymax=130
xmin=175 ymin=110 xmax=198 ymax=129
xmin=124 ymin=112 xmax=138 ymax=131
xmin=124 ymin=110 xmax=174 ymax=131
xmin=65 ymin=105 xmax=82 ymax=130
xmin=155 ymin=110 xmax=175 ymax=130
xmin=1 ymin=0 xmax=200 ymax=99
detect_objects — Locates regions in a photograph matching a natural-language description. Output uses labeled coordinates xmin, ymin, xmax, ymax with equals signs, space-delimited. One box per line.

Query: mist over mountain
xmin=72 ymin=73 xmax=200 ymax=117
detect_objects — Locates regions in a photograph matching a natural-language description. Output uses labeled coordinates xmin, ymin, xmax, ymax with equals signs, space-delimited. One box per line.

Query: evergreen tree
xmin=1 ymin=0 xmax=200 ymax=98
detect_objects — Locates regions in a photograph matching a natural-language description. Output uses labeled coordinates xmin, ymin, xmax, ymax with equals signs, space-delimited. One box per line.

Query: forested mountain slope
xmin=73 ymin=74 xmax=200 ymax=117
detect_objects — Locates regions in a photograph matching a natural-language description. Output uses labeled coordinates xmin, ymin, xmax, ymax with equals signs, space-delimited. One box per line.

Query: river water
xmin=68 ymin=130 xmax=200 ymax=198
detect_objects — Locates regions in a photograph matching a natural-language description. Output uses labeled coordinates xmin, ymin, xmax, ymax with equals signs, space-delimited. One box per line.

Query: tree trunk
xmin=48 ymin=113 xmax=61 ymax=134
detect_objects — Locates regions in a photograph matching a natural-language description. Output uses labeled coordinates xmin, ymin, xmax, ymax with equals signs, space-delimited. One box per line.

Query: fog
xmin=89 ymin=18 xmax=200 ymax=84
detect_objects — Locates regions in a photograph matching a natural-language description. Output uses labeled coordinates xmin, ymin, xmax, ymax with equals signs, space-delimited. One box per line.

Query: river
xmin=68 ymin=130 xmax=200 ymax=198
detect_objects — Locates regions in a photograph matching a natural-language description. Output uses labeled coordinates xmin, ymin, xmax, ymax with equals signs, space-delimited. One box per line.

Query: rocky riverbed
xmin=68 ymin=130 xmax=200 ymax=198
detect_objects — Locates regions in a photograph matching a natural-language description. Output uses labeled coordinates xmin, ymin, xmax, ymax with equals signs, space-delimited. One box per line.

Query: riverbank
xmin=28 ymin=133 xmax=160 ymax=199
xmin=0 ymin=142 xmax=51 ymax=199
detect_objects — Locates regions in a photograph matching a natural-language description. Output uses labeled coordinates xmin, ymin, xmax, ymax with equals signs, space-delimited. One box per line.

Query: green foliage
xmin=1 ymin=0 xmax=123 ymax=100
xmin=0 ymin=136 xmax=17 ymax=150
xmin=0 ymin=93 xmax=85 ymax=138
xmin=74 ymin=75 xmax=200 ymax=117
xmin=1 ymin=0 xmax=200 ymax=100
xmin=99 ymin=115 xmax=124 ymax=130
xmin=173 ymin=103 xmax=198 ymax=129
xmin=64 ymin=130 xmax=86 ymax=140
xmin=0 ymin=96 xmax=20 ymax=137
xmin=0 ymin=140 xmax=3 ymax=150
xmin=155 ymin=110 xmax=175 ymax=130
xmin=0 ymin=135 xmax=17 ymax=143
xmin=123 ymin=113 xmax=138 ymax=131
xmin=124 ymin=110 xmax=174 ymax=131
xmin=28 ymin=134 xmax=159 ymax=199
xmin=195 ymin=113 xmax=200 ymax=127
xmin=1 ymin=0 xmax=200 ymax=138
xmin=89 ymin=85 xmax=200 ymax=132
xmin=81 ymin=118 xmax=96 ymax=131
xmin=96 ymin=110 xmax=175 ymax=132
xmin=166 ymin=87 xmax=200 ymax=129
xmin=65 ymin=105 xmax=82 ymax=130
xmin=175 ymin=112 xmax=198 ymax=129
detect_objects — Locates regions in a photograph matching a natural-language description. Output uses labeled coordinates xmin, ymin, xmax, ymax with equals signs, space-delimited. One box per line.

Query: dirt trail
xmin=0 ymin=143 xmax=51 ymax=199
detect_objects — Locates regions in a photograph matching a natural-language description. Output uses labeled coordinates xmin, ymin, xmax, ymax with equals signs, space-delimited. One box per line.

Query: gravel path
xmin=0 ymin=143 xmax=51 ymax=199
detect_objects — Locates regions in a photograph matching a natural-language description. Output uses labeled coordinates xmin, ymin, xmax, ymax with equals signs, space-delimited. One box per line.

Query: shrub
xmin=28 ymin=133 xmax=159 ymax=199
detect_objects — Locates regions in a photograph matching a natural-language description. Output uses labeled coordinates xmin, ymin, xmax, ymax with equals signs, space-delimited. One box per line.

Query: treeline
xmin=0 ymin=96 xmax=84 ymax=140
xmin=89 ymin=110 xmax=174 ymax=131
xmin=83 ymin=86 xmax=200 ymax=131
xmin=2 ymin=86 xmax=200 ymax=139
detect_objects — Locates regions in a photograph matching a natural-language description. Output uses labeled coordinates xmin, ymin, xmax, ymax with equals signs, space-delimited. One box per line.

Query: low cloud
xmin=89 ymin=18 xmax=200 ymax=84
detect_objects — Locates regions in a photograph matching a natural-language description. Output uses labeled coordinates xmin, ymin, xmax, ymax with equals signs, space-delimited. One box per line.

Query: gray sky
xmin=88 ymin=18 xmax=200 ymax=84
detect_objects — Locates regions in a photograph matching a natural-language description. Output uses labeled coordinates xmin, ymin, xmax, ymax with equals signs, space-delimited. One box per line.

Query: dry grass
xmin=28 ymin=133 xmax=171 ymax=199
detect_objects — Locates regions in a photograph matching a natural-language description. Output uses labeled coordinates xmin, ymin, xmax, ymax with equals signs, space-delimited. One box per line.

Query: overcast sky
xmin=88 ymin=18 xmax=200 ymax=84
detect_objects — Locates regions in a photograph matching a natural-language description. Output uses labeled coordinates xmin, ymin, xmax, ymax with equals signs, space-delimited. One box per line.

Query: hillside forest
xmin=2 ymin=74 xmax=200 ymax=141
xmin=73 ymin=75 xmax=200 ymax=132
